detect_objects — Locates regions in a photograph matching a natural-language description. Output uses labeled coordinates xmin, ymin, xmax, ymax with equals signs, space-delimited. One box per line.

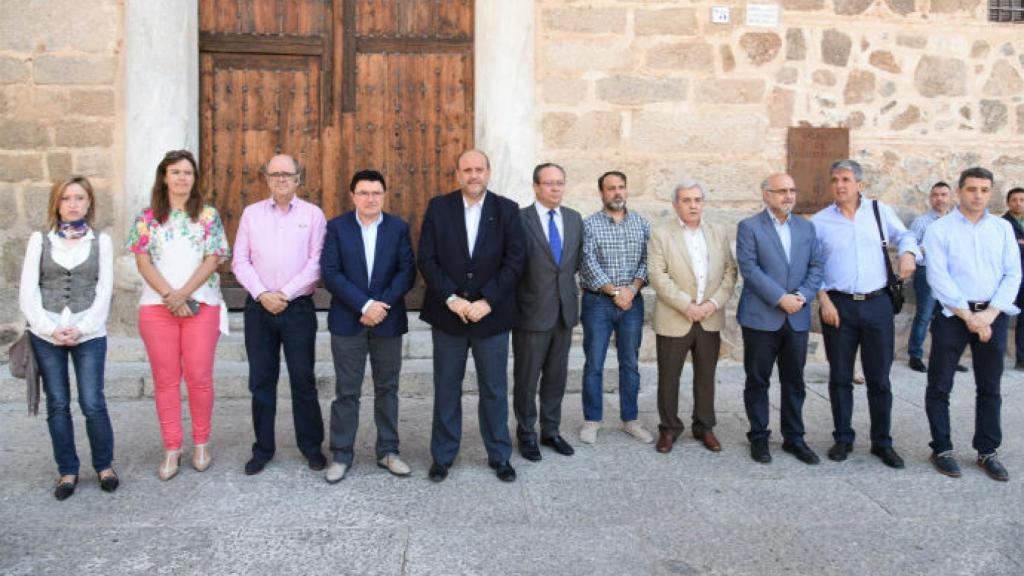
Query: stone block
xmin=843 ymin=70 xmax=876 ymax=105
xmin=786 ymin=29 xmax=806 ymax=61
xmin=541 ymin=76 xmax=588 ymax=105
xmin=0 ymin=120 xmax=49 ymax=149
xmin=885 ymin=0 xmax=917 ymax=14
xmin=73 ymin=150 xmax=114 ymax=178
xmin=0 ymin=184 xmax=18 ymax=229
xmin=982 ymin=60 xmax=1024 ymax=98
xmin=0 ymin=153 xmax=44 ymax=182
xmin=542 ymin=6 xmax=626 ymax=34
xmin=47 ymin=152 xmax=72 ymax=180
xmin=869 ymin=51 xmax=901 ymax=74
xmin=634 ymin=8 xmax=698 ymax=36
xmin=980 ymin=100 xmax=1008 ymax=134
xmin=776 ymin=67 xmax=798 ymax=85
xmin=67 ymin=89 xmax=115 ymax=116
xmin=782 ymin=0 xmax=826 ymax=9
xmin=971 ymin=41 xmax=990 ymax=59
xmin=739 ymin=32 xmax=782 ymax=66
xmin=32 ymin=55 xmax=116 ymax=85
xmin=631 ymin=112 xmax=766 ymax=155
xmin=595 ymin=75 xmax=687 ymax=105
xmin=0 ymin=6 xmax=34 ymax=51
xmin=821 ymin=30 xmax=852 ymax=67
xmin=542 ymin=112 xmax=621 ymax=150
xmin=929 ymin=0 xmax=980 ymax=12
xmin=54 ymin=121 xmax=114 ymax=147
xmin=812 ymin=69 xmax=837 ymax=86
xmin=22 ymin=184 xmax=51 ymax=227
xmin=914 ymin=55 xmax=966 ymax=97
xmin=896 ymin=35 xmax=927 ymax=49
xmin=720 ymin=45 xmax=736 ymax=72
xmin=890 ymin=105 xmax=922 ymax=130
xmin=695 ymin=79 xmax=765 ymax=104
xmin=1017 ymin=105 xmax=1024 ymax=134
xmin=0 ymin=57 xmax=29 ymax=84
xmin=834 ymin=0 xmax=873 ymax=14
xmin=3 ymin=236 xmax=28 ymax=283
xmin=544 ymin=42 xmax=632 ymax=72
xmin=768 ymin=87 xmax=796 ymax=128
xmin=646 ymin=42 xmax=715 ymax=72
xmin=30 ymin=1 xmax=118 ymax=53
xmin=92 ymin=187 xmax=114 ymax=230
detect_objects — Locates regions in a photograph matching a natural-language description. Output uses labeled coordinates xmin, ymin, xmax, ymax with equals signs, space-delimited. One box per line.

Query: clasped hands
xmin=961 ymin=307 xmax=998 ymax=343
xmin=360 ymin=300 xmax=391 ymax=327
xmin=51 ymin=326 xmax=81 ymax=346
xmin=447 ymin=297 xmax=492 ymax=324
xmin=685 ymin=300 xmax=717 ymax=323
xmin=256 ymin=291 xmax=289 ymax=316
xmin=163 ymin=288 xmax=197 ymax=317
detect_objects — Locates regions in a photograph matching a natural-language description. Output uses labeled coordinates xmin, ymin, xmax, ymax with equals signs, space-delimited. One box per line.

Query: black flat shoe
xmin=828 ymin=442 xmax=852 ymax=462
xmin=518 ymin=438 xmax=542 ymax=462
xmin=750 ymin=439 xmax=772 ymax=464
xmin=908 ymin=357 xmax=926 ymax=372
xmin=244 ymin=456 xmax=269 ymax=476
xmin=955 ymin=364 xmax=969 ymax=373
xmin=488 ymin=460 xmax=516 ymax=482
xmin=977 ymin=453 xmax=1009 ymax=482
xmin=930 ymin=451 xmax=961 ymax=478
xmin=98 ymin=469 xmax=119 ymax=493
xmin=307 ymin=453 xmax=327 ymax=472
xmin=541 ymin=435 xmax=575 ymax=456
xmin=428 ymin=462 xmax=449 ymax=483
xmin=54 ymin=476 xmax=78 ymax=501
xmin=871 ymin=446 xmax=905 ymax=469
xmin=782 ymin=441 xmax=820 ymax=465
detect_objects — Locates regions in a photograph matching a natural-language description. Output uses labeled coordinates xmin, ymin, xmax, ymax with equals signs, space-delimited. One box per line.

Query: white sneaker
xmin=325 ymin=462 xmax=348 ymax=484
xmin=377 ymin=453 xmax=411 ymax=477
xmin=622 ymin=420 xmax=654 ymax=444
xmin=579 ymin=421 xmax=600 ymax=444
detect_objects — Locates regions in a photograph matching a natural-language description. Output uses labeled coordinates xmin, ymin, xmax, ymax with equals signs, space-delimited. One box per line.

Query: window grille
xmin=989 ymin=0 xmax=1024 ymax=22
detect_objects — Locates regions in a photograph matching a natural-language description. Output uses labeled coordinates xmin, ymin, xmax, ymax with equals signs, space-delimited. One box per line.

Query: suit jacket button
xmin=467 ymin=272 xmax=474 ymax=279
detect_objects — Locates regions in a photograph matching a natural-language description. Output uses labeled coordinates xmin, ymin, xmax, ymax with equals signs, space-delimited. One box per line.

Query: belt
xmin=827 ymin=288 xmax=887 ymax=302
xmin=586 ymin=289 xmax=615 ymax=298
xmin=967 ymin=301 xmax=989 ymax=312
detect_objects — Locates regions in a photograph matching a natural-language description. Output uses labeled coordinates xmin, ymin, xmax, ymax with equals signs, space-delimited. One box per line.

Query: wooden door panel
xmin=201 ymin=0 xmax=328 ymax=35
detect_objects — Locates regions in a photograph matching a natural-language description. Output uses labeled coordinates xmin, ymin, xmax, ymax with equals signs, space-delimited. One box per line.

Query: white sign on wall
xmin=745 ymin=4 xmax=780 ymax=27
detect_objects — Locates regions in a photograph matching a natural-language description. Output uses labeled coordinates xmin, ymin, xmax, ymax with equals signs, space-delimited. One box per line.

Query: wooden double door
xmin=199 ymin=0 xmax=475 ymax=308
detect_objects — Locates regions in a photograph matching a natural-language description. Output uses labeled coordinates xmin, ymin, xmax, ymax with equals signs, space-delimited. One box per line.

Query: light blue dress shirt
xmin=768 ymin=210 xmax=792 ymax=262
xmin=922 ymin=209 xmax=1021 ymax=317
xmin=812 ymin=198 xmax=919 ymax=293
xmin=909 ymin=209 xmax=943 ymax=265
xmin=359 ymin=212 xmax=384 ymax=314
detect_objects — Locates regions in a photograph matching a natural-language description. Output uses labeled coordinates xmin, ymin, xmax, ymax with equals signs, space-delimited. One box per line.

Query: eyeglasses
xmin=353 ymin=190 xmax=385 ymax=198
xmin=266 ymin=172 xmax=298 ymax=181
xmin=766 ymin=188 xmax=798 ymax=195
xmin=540 ymin=180 xmax=565 ymax=188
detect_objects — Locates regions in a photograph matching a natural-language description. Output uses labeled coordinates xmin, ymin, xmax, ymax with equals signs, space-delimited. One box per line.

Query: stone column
xmin=475 ymin=2 xmax=535 ymax=206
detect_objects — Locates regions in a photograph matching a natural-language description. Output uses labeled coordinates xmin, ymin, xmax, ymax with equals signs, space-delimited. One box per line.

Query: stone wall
xmin=0 ymin=0 xmax=123 ymax=341
xmin=536 ymin=0 xmax=1024 ymax=225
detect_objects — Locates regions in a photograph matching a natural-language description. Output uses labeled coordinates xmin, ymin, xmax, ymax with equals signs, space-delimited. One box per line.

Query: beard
xmin=604 ymin=198 xmax=626 ymax=211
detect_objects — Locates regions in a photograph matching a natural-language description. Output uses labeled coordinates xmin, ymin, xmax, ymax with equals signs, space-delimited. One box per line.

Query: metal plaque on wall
xmin=786 ymin=127 xmax=849 ymax=214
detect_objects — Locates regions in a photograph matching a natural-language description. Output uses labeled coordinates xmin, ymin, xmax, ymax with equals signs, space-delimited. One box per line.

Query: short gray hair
xmin=830 ymin=159 xmax=864 ymax=182
xmin=671 ymin=179 xmax=707 ymax=202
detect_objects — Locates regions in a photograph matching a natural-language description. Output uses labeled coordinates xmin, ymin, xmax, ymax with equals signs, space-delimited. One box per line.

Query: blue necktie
xmin=548 ymin=209 xmax=562 ymax=266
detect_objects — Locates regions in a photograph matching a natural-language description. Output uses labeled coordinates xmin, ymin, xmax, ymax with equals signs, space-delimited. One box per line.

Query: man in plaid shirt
xmin=578 ymin=171 xmax=653 ymax=445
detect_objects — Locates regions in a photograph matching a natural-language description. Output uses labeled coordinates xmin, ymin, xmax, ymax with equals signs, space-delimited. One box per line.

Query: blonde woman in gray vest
xmin=18 ymin=176 xmax=117 ymax=500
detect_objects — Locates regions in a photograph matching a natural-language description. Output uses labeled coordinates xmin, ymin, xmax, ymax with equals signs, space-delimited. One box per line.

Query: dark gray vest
xmin=38 ymin=234 xmax=99 ymax=314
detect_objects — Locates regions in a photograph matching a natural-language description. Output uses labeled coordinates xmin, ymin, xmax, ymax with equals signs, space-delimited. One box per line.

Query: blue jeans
xmin=908 ymin=266 xmax=936 ymax=360
xmin=581 ymin=291 xmax=643 ymax=422
xmin=30 ymin=334 xmax=113 ymax=476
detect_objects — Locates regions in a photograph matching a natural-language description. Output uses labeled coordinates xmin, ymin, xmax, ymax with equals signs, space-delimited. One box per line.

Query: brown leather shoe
xmin=655 ymin=432 xmax=675 ymax=453
xmin=696 ymin=431 xmax=721 ymax=452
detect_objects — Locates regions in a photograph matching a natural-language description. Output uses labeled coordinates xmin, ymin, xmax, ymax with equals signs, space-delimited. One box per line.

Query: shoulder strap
xmin=872 ymin=200 xmax=897 ymax=282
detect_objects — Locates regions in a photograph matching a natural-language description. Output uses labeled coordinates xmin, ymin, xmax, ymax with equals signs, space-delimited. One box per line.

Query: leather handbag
xmin=8 ymin=329 xmax=41 ymax=415
xmin=871 ymin=200 xmax=905 ymax=315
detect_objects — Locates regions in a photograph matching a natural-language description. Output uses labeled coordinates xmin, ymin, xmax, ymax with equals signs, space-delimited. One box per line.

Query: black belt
xmin=967 ymin=301 xmax=989 ymax=312
xmin=586 ymin=289 xmax=615 ymax=298
xmin=827 ymin=288 xmax=887 ymax=302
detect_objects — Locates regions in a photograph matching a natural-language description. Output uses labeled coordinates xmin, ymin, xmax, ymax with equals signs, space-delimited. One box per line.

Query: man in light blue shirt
xmin=813 ymin=159 xmax=918 ymax=469
xmin=922 ymin=167 xmax=1019 ymax=482
xmin=906 ymin=182 xmax=966 ymax=374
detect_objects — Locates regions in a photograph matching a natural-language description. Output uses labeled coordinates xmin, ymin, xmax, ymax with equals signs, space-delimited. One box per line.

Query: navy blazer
xmin=320 ymin=211 xmax=415 ymax=337
xmin=418 ymin=189 xmax=526 ymax=337
xmin=736 ymin=209 xmax=824 ymax=332
xmin=1002 ymin=212 xmax=1024 ymax=307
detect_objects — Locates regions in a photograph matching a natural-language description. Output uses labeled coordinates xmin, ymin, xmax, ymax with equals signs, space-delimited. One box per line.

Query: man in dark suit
xmin=320 ymin=169 xmax=415 ymax=484
xmin=1001 ymin=187 xmax=1024 ymax=370
xmin=418 ymin=149 xmax=526 ymax=483
xmin=736 ymin=173 xmax=825 ymax=465
xmin=512 ymin=163 xmax=583 ymax=462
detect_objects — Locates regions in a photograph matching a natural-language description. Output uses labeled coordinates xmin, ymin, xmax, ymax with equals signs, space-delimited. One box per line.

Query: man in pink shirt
xmin=232 ymin=154 xmax=327 ymax=475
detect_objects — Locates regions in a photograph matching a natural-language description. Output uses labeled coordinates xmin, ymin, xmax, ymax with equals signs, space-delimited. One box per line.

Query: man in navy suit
xmin=418 ymin=149 xmax=526 ymax=483
xmin=736 ymin=173 xmax=825 ymax=465
xmin=320 ymin=169 xmax=415 ymax=484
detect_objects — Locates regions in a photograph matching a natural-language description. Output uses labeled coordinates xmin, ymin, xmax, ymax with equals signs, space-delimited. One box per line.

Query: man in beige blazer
xmin=648 ymin=180 xmax=737 ymax=454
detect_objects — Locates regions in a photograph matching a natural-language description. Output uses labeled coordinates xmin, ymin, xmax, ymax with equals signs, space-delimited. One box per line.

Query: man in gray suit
xmin=512 ymin=163 xmax=583 ymax=461
xmin=736 ymin=173 xmax=825 ymax=465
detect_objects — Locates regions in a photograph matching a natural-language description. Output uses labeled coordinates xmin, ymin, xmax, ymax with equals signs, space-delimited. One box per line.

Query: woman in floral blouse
xmin=126 ymin=149 xmax=230 ymax=481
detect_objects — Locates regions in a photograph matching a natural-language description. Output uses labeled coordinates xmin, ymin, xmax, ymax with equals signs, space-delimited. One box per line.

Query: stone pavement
xmin=1 ymin=362 xmax=1021 ymax=575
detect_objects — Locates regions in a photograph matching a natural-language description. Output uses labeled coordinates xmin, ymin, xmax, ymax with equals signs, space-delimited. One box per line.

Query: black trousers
xmin=742 ymin=323 xmax=809 ymax=443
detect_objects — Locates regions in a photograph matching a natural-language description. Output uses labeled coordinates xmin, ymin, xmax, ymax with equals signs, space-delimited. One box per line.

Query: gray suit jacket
xmin=516 ymin=203 xmax=583 ymax=331
xmin=735 ymin=209 xmax=824 ymax=332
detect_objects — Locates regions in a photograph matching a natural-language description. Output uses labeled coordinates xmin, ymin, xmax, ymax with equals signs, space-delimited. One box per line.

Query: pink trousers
xmin=138 ymin=304 xmax=220 ymax=450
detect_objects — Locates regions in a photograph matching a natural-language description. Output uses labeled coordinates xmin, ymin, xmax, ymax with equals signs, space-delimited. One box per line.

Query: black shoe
xmin=428 ymin=462 xmax=448 ymax=483
xmin=828 ymin=442 xmax=852 ymax=462
xmin=98 ymin=469 xmax=120 ymax=493
xmin=955 ymin=364 xmax=969 ymax=373
xmin=871 ymin=446 xmax=905 ymax=469
xmin=518 ymin=438 xmax=542 ymax=462
xmin=541 ymin=435 xmax=575 ymax=456
xmin=930 ymin=451 xmax=962 ymax=478
xmin=977 ymin=453 xmax=1009 ymax=482
xmin=53 ymin=476 xmax=78 ymax=501
xmin=750 ymin=439 xmax=772 ymax=464
xmin=908 ymin=357 xmax=926 ymax=372
xmin=244 ymin=456 xmax=269 ymax=476
xmin=307 ymin=453 xmax=328 ymax=471
xmin=782 ymin=441 xmax=820 ymax=465
xmin=488 ymin=460 xmax=517 ymax=482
